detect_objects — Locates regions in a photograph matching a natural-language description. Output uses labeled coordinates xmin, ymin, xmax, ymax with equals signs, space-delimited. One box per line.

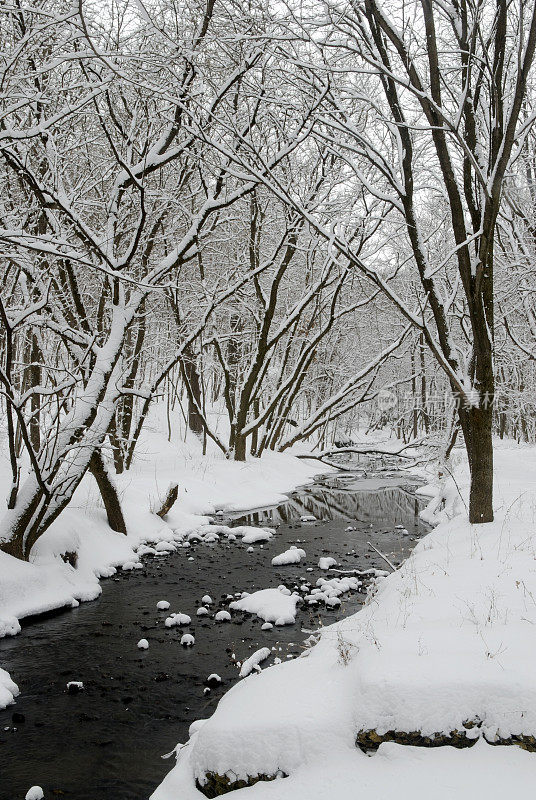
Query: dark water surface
xmin=0 ymin=470 xmax=427 ymax=800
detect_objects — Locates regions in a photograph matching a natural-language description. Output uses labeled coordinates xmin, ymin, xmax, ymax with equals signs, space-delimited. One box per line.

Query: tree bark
xmin=233 ymin=432 xmax=247 ymax=462
xmin=155 ymin=483 xmax=179 ymax=518
xmin=181 ymin=344 xmax=204 ymax=437
xmin=89 ymin=451 xmax=127 ymax=534
xmin=459 ymin=405 xmax=494 ymax=524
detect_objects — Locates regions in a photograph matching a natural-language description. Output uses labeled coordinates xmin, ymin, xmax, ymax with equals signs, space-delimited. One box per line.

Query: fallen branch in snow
xmin=155 ymin=483 xmax=179 ymax=518
xmin=239 ymin=647 xmax=272 ymax=677
xmin=366 ymin=542 xmax=396 ymax=572
xmin=297 ymin=440 xmax=426 ymax=461
xmin=329 ymin=567 xmax=389 ymax=578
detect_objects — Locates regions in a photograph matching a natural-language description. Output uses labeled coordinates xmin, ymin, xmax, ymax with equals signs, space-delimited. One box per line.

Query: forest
xmin=2 ymin=1 xmax=536 ymax=799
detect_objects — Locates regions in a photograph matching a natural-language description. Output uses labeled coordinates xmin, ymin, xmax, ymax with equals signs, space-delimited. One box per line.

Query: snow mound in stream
xmin=304 ymin=576 xmax=361 ymax=606
xmin=272 ymin=546 xmax=306 ymax=566
xmin=230 ymin=588 xmax=301 ymax=625
xmin=164 ymin=613 xmax=192 ymax=627
xmin=236 ymin=526 xmax=276 ymax=544
xmin=186 ymin=524 xmax=275 ymax=546
xmin=0 ymin=666 xmax=19 ymax=708
xmin=318 ymin=557 xmax=337 ymax=570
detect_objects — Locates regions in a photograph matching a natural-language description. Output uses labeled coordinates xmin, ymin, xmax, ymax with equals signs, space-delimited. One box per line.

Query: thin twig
xmin=366 ymin=541 xmax=397 ymax=572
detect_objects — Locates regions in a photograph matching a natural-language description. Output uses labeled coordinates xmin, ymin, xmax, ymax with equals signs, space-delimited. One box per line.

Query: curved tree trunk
xmin=89 ymin=451 xmax=127 ymax=534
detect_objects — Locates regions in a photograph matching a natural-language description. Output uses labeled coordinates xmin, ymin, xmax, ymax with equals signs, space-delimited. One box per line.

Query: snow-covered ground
xmin=0 ymin=409 xmax=326 ymax=709
xmin=152 ymin=442 xmax=536 ymax=799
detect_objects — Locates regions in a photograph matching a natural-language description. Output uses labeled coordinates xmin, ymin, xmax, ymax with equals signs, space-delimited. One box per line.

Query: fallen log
xmin=155 ymin=483 xmax=179 ymax=518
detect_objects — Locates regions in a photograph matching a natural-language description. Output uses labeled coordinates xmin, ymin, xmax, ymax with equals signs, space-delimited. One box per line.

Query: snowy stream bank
xmin=154 ymin=444 xmax=536 ymax=800
xmin=0 ymin=470 xmax=425 ymax=799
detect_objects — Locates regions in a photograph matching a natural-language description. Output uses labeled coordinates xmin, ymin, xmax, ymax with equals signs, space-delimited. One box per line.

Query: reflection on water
xmin=236 ymin=472 xmax=422 ymax=529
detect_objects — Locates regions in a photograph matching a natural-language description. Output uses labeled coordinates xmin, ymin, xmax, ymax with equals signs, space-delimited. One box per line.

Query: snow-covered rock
xmin=215 ymin=610 xmax=231 ymax=623
xmin=155 ymin=541 xmax=176 ymax=552
xmin=137 ymin=639 xmax=149 ymax=650
xmin=272 ymin=546 xmax=306 ymax=567
xmin=318 ymin=557 xmax=337 ymax=570
xmin=304 ymin=576 xmax=360 ymax=606
xmin=181 ymin=634 xmax=195 ymax=647
xmin=66 ymin=681 xmax=84 ymax=693
xmin=230 ymin=588 xmax=300 ymax=625
xmin=236 ymin=526 xmax=275 ymax=545
xmin=137 ymin=545 xmax=157 ymax=556
xmin=0 ymin=667 xmax=19 ymax=708
xmin=188 ymin=529 xmax=220 ymax=545
xmin=25 ymin=788 xmax=44 ymax=800
xmin=156 ymin=600 xmax=170 ymax=610
xmin=164 ymin=613 xmax=191 ymax=628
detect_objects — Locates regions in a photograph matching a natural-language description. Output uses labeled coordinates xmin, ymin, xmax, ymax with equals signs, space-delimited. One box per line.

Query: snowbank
xmin=153 ymin=738 xmax=536 ymax=800
xmin=153 ymin=443 xmax=536 ymax=798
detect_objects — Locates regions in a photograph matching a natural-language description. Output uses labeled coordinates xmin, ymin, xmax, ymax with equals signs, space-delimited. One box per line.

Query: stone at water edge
xmin=26 ymin=788 xmax=44 ymax=800
xmin=319 ymin=557 xmax=337 ymax=570
xmin=66 ymin=681 xmax=84 ymax=694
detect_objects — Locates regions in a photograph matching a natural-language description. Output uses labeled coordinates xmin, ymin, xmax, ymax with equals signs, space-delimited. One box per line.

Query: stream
xmin=0 ymin=468 xmax=428 ymax=800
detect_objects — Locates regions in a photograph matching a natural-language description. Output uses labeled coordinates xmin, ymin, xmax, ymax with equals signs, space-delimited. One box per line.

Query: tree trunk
xmin=233 ymin=432 xmax=247 ymax=462
xmin=27 ymin=331 xmax=41 ymax=453
xmin=89 ymin=451 xmax=127 ymax=534
xmin=250 ymin=399 xmax=260 ymax=456
xmin=459 ymin=405 xmax=494 ymax=524
xmin=182 ymin=345 xmax=204 ymax=437
xmin=108 ymin=415 xmax=125 ymax=474
xmin=411 ymin=346 xmax=418 ymax=439
xmin=419 ymin=333 xmax=429 ymax=433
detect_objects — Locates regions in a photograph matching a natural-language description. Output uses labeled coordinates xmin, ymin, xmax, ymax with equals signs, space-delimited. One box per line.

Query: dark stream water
xmin=0 ymin=469 xmax=427 ymax=800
